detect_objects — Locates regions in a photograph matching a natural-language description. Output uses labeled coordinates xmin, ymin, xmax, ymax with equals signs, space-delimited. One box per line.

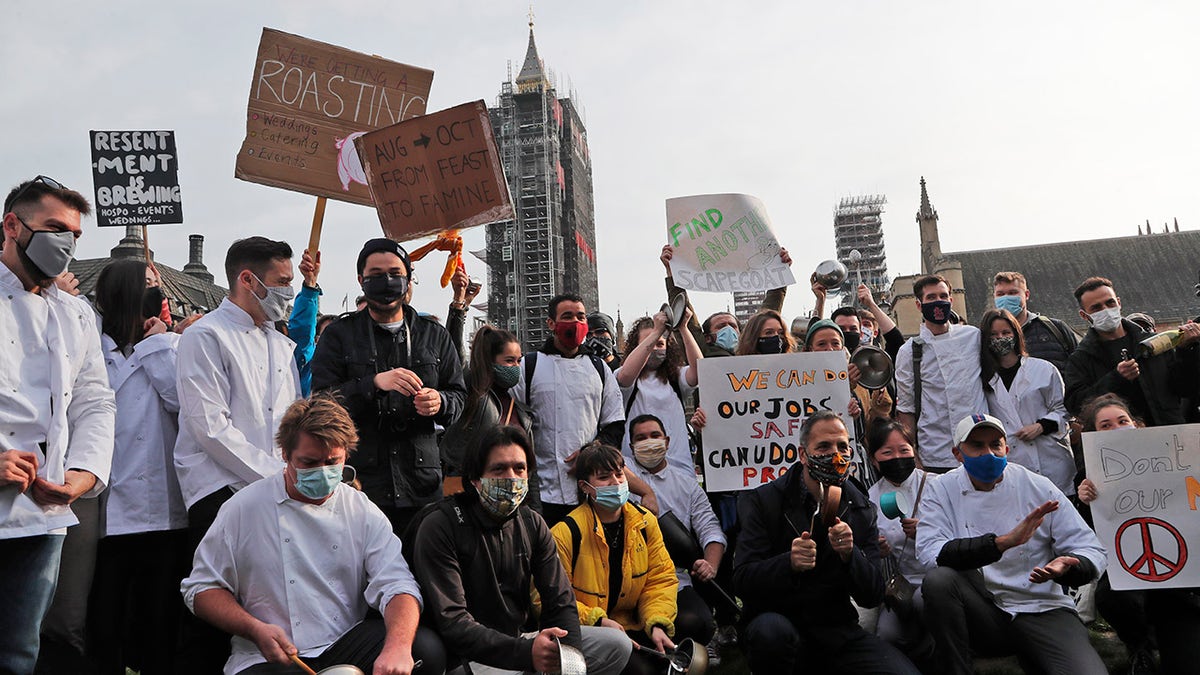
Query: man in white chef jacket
xmin=917 ymin=414 xmax=1107 ymax=675
xmin=0 ymin=176 xmax=115 ymax=673
xmin=182 ymin=396 xmax=441 ymax=675
xmin=895 ymin=274 xmax=988 ymax=472
xmin=174 ymin=235 xmax=301 ymax=672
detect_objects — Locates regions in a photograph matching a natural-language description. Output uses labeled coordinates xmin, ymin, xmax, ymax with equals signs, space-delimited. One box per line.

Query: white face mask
xmin=252 ymin=274 xmax=295 ymax=323
xmin=1089 ymin=306 xmax=1122 ymax=333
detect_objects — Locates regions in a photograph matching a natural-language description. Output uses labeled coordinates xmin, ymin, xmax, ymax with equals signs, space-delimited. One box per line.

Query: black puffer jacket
xmin=1063 ymin=318 xmax=1199 ymax=425
xmin=733 ymin=464 xmax=884 ymax=645
xmin=311 ymin=306 xmax=466 ymax=508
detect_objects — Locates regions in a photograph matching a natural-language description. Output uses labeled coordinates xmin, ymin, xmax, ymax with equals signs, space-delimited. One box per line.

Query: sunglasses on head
xmin=4 ymin=175 xmax=67 ymax=214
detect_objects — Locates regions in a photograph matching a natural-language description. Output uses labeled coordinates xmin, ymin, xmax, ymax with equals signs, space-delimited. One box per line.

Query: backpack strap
xmin=587 ymin=354 xmax=607 ymax=384
xmin=564 ymin=514 xmax=583 ymax=573
xmin=523 ymin=352 xmax=539 ymax=405
xmin=624 ymin=373 xmax=686 ymax=415
xmin=1036 ymin=315 xmax=1075 ymax=356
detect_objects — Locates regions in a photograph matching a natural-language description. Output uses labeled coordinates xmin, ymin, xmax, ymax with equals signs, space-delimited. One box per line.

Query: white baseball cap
xmin=953 ymin=413 xmax=1006 ymax=448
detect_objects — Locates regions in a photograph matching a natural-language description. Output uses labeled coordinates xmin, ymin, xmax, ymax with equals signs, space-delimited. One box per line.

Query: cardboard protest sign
xmin=1082 ymin=424 xmax=1200 ymax=590
xmin=698 ymin=352 xmax=852 ymax=492
xmin=354 ymin=100 xmax=513 ymax=241
xmin=234 ymin=28 xmax=434 ymax=205
xmin=665 ymin=194 xmax=796 ymax=293
xmin=89 ymin=130 xmax=182 ymax=227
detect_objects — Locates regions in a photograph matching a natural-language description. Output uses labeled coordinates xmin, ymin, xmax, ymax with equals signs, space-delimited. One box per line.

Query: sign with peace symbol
xmin=1114 ymin=517 xmax=1187 ymax=585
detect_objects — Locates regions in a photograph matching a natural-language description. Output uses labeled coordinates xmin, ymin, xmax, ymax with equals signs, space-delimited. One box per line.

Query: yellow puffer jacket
xmin=551 ymin=502 xmax=678 ymax=636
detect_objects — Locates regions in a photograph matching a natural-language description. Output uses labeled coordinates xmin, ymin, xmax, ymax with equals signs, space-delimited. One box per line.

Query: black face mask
xmin=756 ymin=335 xmax=784 ymax=354
xmin=877 ymin=456 xmax=916 ymax=484
xmin=361 ymin=273 xmax=409 ymax=303
xmin=583 ymin=335 xmax=614 ymax=359
xmin=843 ymin=331 xmax=861 ymax=351
xmin=142 ymin=286 xmax=164 ymax=320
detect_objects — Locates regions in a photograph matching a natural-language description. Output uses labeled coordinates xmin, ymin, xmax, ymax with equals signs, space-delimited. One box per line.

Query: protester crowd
xmin=2 ymin=174 xmax=1198 ymax=675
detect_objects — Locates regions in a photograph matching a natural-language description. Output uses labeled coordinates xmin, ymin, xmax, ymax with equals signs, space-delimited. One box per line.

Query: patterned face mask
xmin=477 ymin=477 xmax=529 ymax=518
xmin=805 ymin=450 xmax=851 ymax=487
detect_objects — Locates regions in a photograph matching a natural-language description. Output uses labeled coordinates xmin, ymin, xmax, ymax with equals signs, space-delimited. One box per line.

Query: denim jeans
xmin=0 ymin=534 xmax=65 ymax=674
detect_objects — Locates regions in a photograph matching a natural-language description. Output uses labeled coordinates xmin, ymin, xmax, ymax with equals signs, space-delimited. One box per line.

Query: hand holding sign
xmin=665 ymin=194 xmax=795 ymax=294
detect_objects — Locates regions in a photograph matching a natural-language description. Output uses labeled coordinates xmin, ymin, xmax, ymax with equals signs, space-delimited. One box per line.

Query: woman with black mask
xmin=440 ymin=325 xmax=541 ymax=510
xmin=735 ymin=309 xmax=795 ymax=355
xmin=864 ymin=420 xmax=938 ymax=672
xmin=89 ymin=259 xmax=189 ymax=675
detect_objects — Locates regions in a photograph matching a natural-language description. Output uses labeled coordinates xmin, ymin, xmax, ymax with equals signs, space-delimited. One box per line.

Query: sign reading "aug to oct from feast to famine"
xmin=1082 ymin=424 xmax=1200 ymax=591
xmin=665 ymin=193 xmax=796 ymax=294
xmin=89 ymin=130 xmax=183 ymax=228
xmin=234 ymin=28 xmax=434 ymax=205
xmin=698 ymin=352 xmax=853 ymax=492
xmin=354 ymin=100 xmax=513 ymax=241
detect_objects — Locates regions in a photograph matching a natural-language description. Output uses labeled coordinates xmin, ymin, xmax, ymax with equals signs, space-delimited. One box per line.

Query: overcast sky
xmin=4 ymin=1 xmax=1198 ymax=326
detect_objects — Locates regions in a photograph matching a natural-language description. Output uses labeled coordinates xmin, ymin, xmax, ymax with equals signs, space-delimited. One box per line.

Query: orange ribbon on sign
xmin=408 ymin=229 xmax=464 ymax=287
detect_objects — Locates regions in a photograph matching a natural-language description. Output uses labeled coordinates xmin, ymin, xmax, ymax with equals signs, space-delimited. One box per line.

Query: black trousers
xmin=178 ymin=487 xmax=236 ymax=675
xmin=88 ymin=529 xmax=189 ymax=675
xmin=741 ymin=612 xmax=921 ymax=675
xmin=237 ymin=621 xmax=445 ymax=674
xmin=922 ymin=566 xmax=1106 ymax=675
xmin=675 ymin=586 xmax=715 ymax=645
xmin=1096 ymin=572 xmax=1200 ymax=673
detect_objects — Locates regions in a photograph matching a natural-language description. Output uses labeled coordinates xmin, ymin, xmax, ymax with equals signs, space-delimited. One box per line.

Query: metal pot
xmin=316 ymin=666 xmax=365 ymax=675
xmin=556 ymin=636 xmax=587 ymax=675
xmin=813 ymin=259 xmax=848 ymax=289
xmin=667 ymin=638 xmax=709 ymax=675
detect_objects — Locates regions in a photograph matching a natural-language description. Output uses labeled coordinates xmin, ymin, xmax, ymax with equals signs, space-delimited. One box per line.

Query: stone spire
xmin=515 ymin=14 xmax=549 ymax=93
xmin=916 ymin=177 xmax=942 ymax=275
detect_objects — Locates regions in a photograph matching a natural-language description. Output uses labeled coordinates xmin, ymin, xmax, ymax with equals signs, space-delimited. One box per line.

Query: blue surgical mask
xmin=294 ymin=464 xmax=344 ymax=500
xmin=588 ymin=481 xmax=630 ymax=510
xmin=961 ymin=452 xmax=1007 ymax=483
xmin=994 ymin=295 xmax=1023 ymax=316
xmin=714 ymin=325 xmax=739 ymax=352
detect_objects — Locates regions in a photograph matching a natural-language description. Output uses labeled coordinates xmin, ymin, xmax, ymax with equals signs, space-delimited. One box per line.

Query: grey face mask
xmin=19 ymin=221 xmax=76 ymax=280
xmin=252 ymin=274 xmax=295 ymax=323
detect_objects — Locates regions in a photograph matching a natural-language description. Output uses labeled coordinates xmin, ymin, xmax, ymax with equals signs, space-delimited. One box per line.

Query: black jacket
xmin=412 ymin=493 xmax=581 ymax=670
xmin=311 ymin=306 xmax=466 ymax=508
xmin=1063 ymin=318 xmax=1198 ymax=425
xmin=1022 ymin=314 xmax=1079 ymax=376
xmin=733 ymin=464 xmax=884 ymax=644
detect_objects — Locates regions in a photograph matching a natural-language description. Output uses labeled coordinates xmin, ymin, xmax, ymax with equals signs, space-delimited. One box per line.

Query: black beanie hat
xmin=357 ymin=238 xmax=412 ymax=276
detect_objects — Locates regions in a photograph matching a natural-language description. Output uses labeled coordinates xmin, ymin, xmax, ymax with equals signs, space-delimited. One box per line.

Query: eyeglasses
xmin=4 ymin=175 xmax=68 ymax=214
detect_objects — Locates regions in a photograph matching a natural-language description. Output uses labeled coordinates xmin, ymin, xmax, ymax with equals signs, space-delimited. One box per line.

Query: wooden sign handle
xmin=307 ymin=196 xmax=327 ymax=258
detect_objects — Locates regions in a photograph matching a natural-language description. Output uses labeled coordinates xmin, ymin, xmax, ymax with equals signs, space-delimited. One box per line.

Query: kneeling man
xmin=181 ymin=396 xmax=443 ymax=675
xmin=918 ymin=414 xmax=1106 ymax=675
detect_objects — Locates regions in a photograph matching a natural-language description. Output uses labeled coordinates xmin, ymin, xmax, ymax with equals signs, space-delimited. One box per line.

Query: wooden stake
xmin=307 ymin=196 xmax=327 ymax=259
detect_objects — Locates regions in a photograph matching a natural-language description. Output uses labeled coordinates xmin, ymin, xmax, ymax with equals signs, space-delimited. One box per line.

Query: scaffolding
xmin=833 ymin=195 xmax=890 ymax=303
xmin=486 ymin=26 xmax=598 ymax=351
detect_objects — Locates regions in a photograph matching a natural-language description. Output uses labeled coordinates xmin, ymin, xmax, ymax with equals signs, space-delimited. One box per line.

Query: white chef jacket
xmin=629 ymin=461 xmax=725 ymax=588
xmin=101 ymin=331 xmax=187 ymax=536
xmin=0 ymin=263 xmax=115 ymax=537
xmin=895 ymin=324 xmax=988 ymax=468
xmin=511 ymin=352 xmax=624 ymax=505
xmin=984 ymin=356 xmax=1075 ymax=496
xmin=617 ymin=366 xmax=697 ymax=474
xmin=181 ymin=474 xmax=423 ymax=675
xmin=916 ymin=463 xmax=1105 ymax=616
xmin=868 ymin=470 xmax=937 ymax=587
xmin=174 ymin=298 xmax=300 ymax=508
